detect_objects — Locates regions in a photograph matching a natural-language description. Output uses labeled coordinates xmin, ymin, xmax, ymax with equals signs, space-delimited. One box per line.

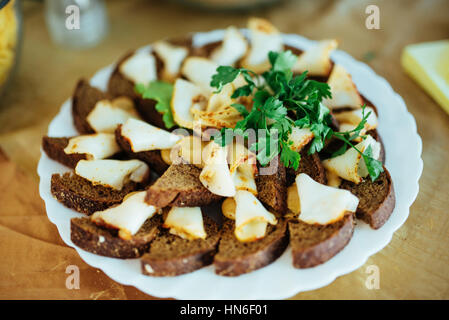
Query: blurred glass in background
xmin=45 ymin=0 xmax=108 ymax=49
xmin=174 ymin=0 xmax=281 ymax=11
xmin=0 ymin=0 xmax=22 ymax=98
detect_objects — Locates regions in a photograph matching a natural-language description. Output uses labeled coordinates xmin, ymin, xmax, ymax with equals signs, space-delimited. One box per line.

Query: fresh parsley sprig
xmin=210 ymin=51 xmax=333 ymax=171
xmin=210 ymin=66 xmax=264 ymax=98
xmin=210 ymin=50 xmax=383 ymax=181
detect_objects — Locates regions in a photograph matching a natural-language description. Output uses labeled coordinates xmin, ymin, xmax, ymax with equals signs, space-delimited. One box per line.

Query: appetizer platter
xmin=38 ymin=18 xmax=422 ymax=299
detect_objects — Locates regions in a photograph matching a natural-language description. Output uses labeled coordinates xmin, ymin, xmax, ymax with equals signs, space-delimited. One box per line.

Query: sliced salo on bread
xmin=241 ymin=18 xmax=283 ymax=74
xmin=340 ymin=167 xmax=395 ymax=229
xmin=72 ymin=79 xmax=111 ymax=134
xmin=288 ymin=173 xmax=359 ymax=268
xmin=51 ymin=172 xmax=139 ymax=215
xmin=292 ymin=40 xmax=338 ymax=77
xmin=322 ymin=64 xmax=363 ymax=110
xmin=289 ymin=214 xmax=354 ymax=268
xmin=42 ymin=133 xmax=121 ymax=168
xmin=214 ymin=218 xmax=289 ymax=277
xmin=141 ymin=213 xmax=220 ymax=277
xmin=115 ymin=124 xmax=169 ymax=175
xmin=71 ymin=215 xmax=161 ymax=259
xmin=71 ymin=191 xmax=161 ymax=258
xmin=107 ymin=51 xmax=166 ymax=128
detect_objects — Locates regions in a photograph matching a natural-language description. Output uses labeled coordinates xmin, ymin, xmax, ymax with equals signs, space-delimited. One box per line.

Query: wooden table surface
xmin=0 ymin=0 xmax=448 ymax=299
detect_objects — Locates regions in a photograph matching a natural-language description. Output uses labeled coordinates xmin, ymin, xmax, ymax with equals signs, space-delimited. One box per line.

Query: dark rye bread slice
xmin=115 ymin=125 xmax=169 ymax=175
xmin=71 ymin=215 xmax=161 ymax=259
xmin=288 ymin=213 xmax=354 ymax=268
xmin=107 ymin=51 xmax=166 ymax=129
xmin=255 ymin=156 xmax=287 ymax=214
xmin=340 ymin=167 xmax=395 ymax=229
xmin=72 ymin=79 xmax=110 ymax=134
xmin=51 ymin=172 xmax=138 ymax=215
xmin=145 ymin=164 xmax=222 ymax=208
xmin=42 ymin=136 xmax=88 ymax=169
xmin=141 ymin=215 xmax=220 ymax=276
xmin=214 ymin=218 xmax=289 ymax=276
xmin=286 ymin=148 xmax=327 ymax=186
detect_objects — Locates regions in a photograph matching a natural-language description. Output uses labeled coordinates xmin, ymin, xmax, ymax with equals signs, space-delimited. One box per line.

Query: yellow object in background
xmin=0 ymin=0 xmax=17 ymax=84
xmin=0 ymin=0 xmax=17 ymax=87
xmin=401 ymin=40 xmax=449 ymax=115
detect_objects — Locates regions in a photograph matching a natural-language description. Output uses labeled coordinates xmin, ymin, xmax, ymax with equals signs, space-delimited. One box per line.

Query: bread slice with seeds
xmin=145 ymin=164 xmax=222 ymax=208
xmin=289 ymin=213 xmax=354 ymax=268
xmin=340 ymin=167 xmax=395 ymax=229
xmin=51 ymin=172 xmax=139 ymax=215
xmin=42 ymin=136 xmax=87 ymax=169
xmin=214 ymin=218 xmax=289 ymax=276
xmin=141 ymin=215 xmax=220 ymax=276
xmin=71 ymin=215 xmax=161 ymax=259
xmin=72 ymin=79 xmax=110 ymax=134
xmin=115 ymin=125 xmax=169 ymax=175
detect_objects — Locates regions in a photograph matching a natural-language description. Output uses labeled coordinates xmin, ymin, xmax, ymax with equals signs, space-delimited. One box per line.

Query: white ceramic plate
xmin=37 ymin=30 xmax=423 ymax=300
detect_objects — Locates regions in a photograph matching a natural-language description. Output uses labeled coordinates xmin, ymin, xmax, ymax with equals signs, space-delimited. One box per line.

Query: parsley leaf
xmin=231 ymin=103 xmax=249 ymax=117
xmin=210 ymin=66 xmax=241 ymax=92
xmin=269 ymin=50 xmax=297 ymax=74
xmin=280 ymin=140 xmax=301 ymax=170
xmin=210 ymin=66 xmax=258 ymax=97
xmin=249 ymin=130 xmax=279 ymax=167
xmin=363 ymin=145 xmax=384 ymax=181
xmin=135 ymin=81 xmax=175 ymax=129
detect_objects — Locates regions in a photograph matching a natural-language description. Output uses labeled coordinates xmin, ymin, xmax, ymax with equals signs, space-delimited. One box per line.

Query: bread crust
xmin=114 ymin=125 xmax=169 ymax=175
xmin=145 ymin=164 xmax=222 ymax=208
xmin=287 ymin=148 xmax=327 ymax=185
xmin=340 ymin=167 xmax=395 ymax=229
xmin=72 ymin=79 xmax=109 ymax=134
xmin=51 ymin=173 xmax=138 ymax=215
xmin=289 ymin=214 xmax=354 ymax=268
xmin=214 ymin=219 xmax=289 ymax=276
xmin=141 ymin=216 xmax=220 ymax=276
xmin=71 ymin=216 xmax=160 ymax=259
xmin=256 ymin=156 xmax=287 ymax=214
xmin=42 ymin=136 xmax=87 ymax=168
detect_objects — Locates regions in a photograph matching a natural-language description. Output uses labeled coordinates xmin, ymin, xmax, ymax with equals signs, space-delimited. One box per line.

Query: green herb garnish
xmin=331 ymin=105 xmax=383 ymax=181
xmin=210 ymin=50 xmax=383 ymax=181
xmin=135 ymin=81 xmax=175 ymax=129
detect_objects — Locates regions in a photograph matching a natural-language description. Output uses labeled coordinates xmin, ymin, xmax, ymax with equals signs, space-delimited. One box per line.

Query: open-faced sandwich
xmin=42 ymin=17 xmax=395 ymax=276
